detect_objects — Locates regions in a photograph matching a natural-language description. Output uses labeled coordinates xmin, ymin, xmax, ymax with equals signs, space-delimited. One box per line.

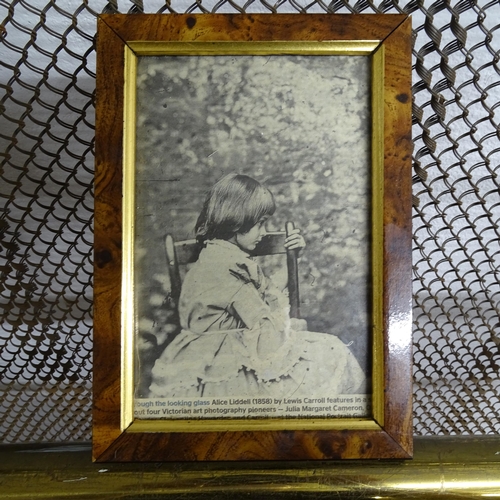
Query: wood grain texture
xmin=381 ymin=16 xmax=413 ymax=457
xmin=96 ymin=427 xmax=410 ymax=462
xmin=93 ymin=18 xmax=126 ymax=461
xmin=101 ymin=13 xmax=406 ymax=43
xmin=93 ymin=13 xmax=412 ymax=462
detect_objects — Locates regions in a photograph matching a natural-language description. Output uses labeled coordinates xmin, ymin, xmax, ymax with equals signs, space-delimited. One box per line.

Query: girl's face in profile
xmin=234 ymin=217 xmax=268 ymax=252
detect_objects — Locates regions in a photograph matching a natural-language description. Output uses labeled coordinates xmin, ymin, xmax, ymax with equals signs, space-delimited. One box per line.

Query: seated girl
xmin=149 ymin=173 xmax=366 ymax=399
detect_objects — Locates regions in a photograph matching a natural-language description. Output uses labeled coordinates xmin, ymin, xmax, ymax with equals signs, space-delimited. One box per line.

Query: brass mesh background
xmin=0 ymin=0 xmax=499 ymax=443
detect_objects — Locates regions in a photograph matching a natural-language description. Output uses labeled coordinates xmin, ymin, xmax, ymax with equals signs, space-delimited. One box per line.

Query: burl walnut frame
xmin=94 ymin=13 xmax=412 ymax=462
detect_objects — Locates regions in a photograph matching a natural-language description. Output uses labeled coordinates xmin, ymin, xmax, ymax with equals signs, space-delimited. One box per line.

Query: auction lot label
xmin=135 ymin=395 xmax=371 ymax=419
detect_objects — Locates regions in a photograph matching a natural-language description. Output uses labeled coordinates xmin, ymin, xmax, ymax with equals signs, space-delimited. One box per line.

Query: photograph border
xmin=94 ymin=13 xmax=412 ymax=462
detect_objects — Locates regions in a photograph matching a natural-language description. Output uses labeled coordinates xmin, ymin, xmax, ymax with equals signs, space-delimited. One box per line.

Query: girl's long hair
xmin=195 ymin=173 xmax=275 ymax=243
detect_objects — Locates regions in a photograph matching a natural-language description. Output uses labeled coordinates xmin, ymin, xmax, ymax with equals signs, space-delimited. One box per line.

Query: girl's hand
xmin=284 ymin=228 xmax=306 ymax=256
xmin=290 ymin=317 xmax=308 ymax=332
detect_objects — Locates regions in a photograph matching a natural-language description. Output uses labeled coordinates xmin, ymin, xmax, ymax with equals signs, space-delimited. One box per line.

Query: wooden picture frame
xmin=94 ymin=13 xmax=412 ymax=462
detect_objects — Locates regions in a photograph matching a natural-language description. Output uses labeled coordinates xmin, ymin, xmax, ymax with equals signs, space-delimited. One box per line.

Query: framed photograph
xmin=94 ymin=13 xmax=412 ymax=462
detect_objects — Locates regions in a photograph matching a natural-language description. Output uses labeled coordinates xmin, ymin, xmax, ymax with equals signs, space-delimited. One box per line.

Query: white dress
xmin=149 ymin=239 xmax=366 ymax=398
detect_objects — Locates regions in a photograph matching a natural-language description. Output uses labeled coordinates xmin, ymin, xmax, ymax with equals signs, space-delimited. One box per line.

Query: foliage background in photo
xmin=134 ymin=54 xmax=372 ymax=389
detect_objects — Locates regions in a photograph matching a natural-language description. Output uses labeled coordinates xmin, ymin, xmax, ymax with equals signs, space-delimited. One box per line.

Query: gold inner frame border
xmin=121 ymin=40 xmax=385 ymax=434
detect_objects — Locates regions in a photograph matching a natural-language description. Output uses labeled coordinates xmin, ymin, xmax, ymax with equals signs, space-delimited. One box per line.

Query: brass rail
xmin=1 ymin=436 xmax=500 ymax=498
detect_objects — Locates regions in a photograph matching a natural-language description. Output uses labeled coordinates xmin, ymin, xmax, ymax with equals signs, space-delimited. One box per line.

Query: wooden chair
xmin=165 ymin=221 xmax=300 ymax=318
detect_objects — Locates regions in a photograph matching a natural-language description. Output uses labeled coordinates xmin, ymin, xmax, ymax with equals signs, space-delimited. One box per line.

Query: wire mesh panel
xmin=0 ymin=0 xmax=499 ymax=443
xmin=411 ymin=0 xmax=500 ymax=434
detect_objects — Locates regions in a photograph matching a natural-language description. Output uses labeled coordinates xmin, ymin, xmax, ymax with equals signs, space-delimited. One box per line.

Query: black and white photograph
xmin=132 ymin=53 xmax=373 ymax=420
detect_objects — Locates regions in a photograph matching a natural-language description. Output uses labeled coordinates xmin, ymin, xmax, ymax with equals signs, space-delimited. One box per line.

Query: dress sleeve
xmin=230 ymin=281 xmax=271 ymax=330
xmin=228 ymin=257 xmax=290 ymax=341
xmin=230 ymin=282 xmax=290 ymax=358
